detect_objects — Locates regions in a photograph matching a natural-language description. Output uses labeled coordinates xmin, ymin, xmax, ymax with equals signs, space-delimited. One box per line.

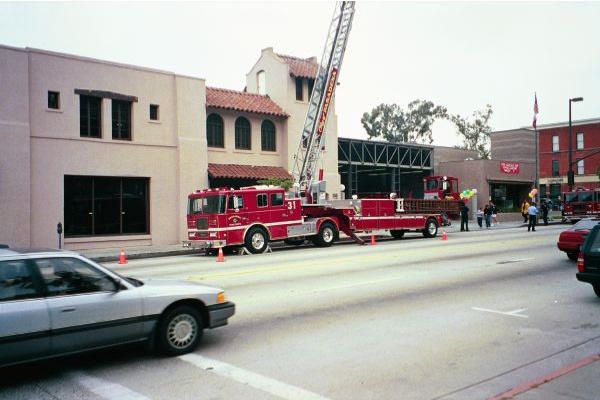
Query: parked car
xmin=576 ymin=224 xmax=600 ymax=297
xmin=557 ymin=217 xmax=600 ymax=260
xmin=0 ymin=248 xmax=235 ymax=367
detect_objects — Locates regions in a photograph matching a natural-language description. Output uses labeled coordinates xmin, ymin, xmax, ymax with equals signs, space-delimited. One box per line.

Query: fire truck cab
xmin=184 ymin=186 xmax=322 ymax=254
xmin=423 ymin=176 xmax=459 ymax=200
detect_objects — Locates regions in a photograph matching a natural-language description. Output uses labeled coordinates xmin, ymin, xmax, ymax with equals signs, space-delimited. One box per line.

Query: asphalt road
xmin=1 ymin=224 xmax=598 ymax=400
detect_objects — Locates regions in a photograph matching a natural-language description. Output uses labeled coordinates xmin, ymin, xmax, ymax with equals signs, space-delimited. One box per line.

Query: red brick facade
xmin=538 ymin=119 xmax=600 ymax=201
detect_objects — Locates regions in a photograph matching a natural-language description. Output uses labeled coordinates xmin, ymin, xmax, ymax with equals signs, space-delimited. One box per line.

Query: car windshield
xmin=188 ymin=195 xmax=226 ymax=215
xmin=571 ymin=218 xmax=600 ymax=231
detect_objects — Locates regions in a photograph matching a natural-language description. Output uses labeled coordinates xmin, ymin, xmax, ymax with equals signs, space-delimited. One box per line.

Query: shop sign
xmin=499 ymin=162 xmax=520 ymax=174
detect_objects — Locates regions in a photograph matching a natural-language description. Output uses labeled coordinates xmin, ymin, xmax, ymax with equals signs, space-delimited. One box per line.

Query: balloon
xmin=472 ymin=189 xmax=478 ymax=194
xmin=528 ymin=193 xmax=533 ymax=198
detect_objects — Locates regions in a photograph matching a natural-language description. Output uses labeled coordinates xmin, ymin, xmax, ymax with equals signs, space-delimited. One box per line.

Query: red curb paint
xmin=487 ymin=353 xmax=600 ymax=400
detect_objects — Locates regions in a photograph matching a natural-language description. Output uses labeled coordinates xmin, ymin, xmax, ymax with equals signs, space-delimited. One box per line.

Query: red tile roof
xmin=277 ymin=53 xmax=318 ymax=79
xmin=206 ymin=87 xmax=288 ymax=118
xmin=208 ymin=163 xmax=293 ymax=180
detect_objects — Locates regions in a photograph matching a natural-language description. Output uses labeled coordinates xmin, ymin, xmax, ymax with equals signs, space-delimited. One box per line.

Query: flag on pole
xmin=532 ymin=93 xmax=539 ymax=129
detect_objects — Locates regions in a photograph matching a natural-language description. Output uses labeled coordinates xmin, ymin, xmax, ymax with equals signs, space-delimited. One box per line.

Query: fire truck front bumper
xmin=183 ymin=239 xmax=227 ymax=249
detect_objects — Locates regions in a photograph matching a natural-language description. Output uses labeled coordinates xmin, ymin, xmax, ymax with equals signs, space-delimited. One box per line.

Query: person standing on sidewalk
xmin=521 ymin=199 xmax=530 ymax=223
xmin=476 ymin=208 xmax=484 ymax=228
xmin=528 ymin=202 xmax=539 ymax=232
xmin=460 ymin=201 xmax=470 ymax=231
xmin=540 ymin=200 xmax=549 ymax=226
xmin=490 ymin=202 xmax=499 ymax=226
xmin=483 ymin=204 xmax=492 ymax=229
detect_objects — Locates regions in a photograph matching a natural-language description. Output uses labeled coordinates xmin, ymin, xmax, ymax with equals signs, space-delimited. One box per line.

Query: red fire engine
xmin=562 ymin=188 xmax=600 ymax=222
xmin=184 ymin=185 xmax=442 ymax=253
xmin=183 ymin=2 xmax=444 ymax=253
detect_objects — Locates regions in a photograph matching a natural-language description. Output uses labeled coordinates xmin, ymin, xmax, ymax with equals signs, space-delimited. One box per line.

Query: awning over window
xmin=208 ymin=163 xmax=293 ymax=180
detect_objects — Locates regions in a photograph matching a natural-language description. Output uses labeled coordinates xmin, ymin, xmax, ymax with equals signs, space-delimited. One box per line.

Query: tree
xmin=361 ymin=100 xmax=447 ymax=144
xmin=257 ymin=178 xmax=294 ymax=190
xmin=449 ymin=104 xmax=493 ymax=159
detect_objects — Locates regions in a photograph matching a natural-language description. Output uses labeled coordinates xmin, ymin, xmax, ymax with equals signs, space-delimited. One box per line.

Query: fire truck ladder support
xmin=291 ymin=1 xmax=355 ymax=202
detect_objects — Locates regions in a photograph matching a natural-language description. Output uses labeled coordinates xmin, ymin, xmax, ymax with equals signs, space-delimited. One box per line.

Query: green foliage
xmin=257 ymin=178 xmax=294 ymax=190
xmin=449 ymin=104 xmax=493 ymax=159
xmin=360 ymin=100 xmax=448 ymax=144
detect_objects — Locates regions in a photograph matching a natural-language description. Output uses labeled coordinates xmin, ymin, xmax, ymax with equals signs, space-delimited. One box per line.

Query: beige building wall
xmin=490 ymin=128 xmax=535 ymax=162
xmin=246 ymin=48 xmax=342 ymax=199
xmin=0 ymin=46 xmax=31 ymax=247
xmin=0 ymin=46 xmax=206 ymax=250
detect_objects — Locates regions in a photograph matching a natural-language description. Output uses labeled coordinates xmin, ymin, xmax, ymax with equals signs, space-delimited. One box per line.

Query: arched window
xmin=257 ymin=70 xmax=266 ymax=95
xmin=207 ymin=113 xmax=224 ymax=148
xmin=235 ymin=117 xmax=251 ymax=150
xmin=261 ymin=120 xmax=276 ymax=152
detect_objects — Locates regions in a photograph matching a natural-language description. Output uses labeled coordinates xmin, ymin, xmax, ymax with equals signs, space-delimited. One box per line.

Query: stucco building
xmin=0 ymin=45 xmax=340 ymax=250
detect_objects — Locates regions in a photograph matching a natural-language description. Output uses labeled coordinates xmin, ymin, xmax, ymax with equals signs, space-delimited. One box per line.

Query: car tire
xmin=313 ymin=222 xmax=337 ymax=247
xmin=422 ymin=218 xmax=439 ymax=238
xmin=567 ymin=252 xmax=578 ymax=261
xmin=593 ymin=284 xmax=600 ymax=298
xmin=157 ymin=305 xmax=203 ymax=356
xmin=245 ymin=227 xmax=269 ymax=254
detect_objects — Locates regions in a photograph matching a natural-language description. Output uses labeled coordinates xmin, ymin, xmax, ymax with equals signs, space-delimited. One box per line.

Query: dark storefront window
xmin=64 ymin=176 xmax=148 ymax=237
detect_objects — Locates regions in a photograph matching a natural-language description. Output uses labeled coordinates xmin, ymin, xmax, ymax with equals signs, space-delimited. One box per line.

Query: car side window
xmin=0 ymin=260 xmax=38 ymax=301
xmin=590 ymin=230 xmax=600 ymax=253
xmin=34 ymin=258 xmax=118 ymax=296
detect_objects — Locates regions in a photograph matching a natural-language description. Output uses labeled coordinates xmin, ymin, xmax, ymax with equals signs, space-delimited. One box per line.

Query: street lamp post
xmin=568 ymin=97 xmax=583 ymax=191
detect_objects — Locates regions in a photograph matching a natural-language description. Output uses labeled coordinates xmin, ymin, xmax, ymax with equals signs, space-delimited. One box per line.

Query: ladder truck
xmin=183 ymin=1 xmax=444 ymax=254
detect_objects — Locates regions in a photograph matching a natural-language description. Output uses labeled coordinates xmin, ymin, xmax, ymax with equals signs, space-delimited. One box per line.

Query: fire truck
xmin=562 ymin=187 xmax=600 ymax=222
xmin=183 ymin=2 xmax=444 ymax=253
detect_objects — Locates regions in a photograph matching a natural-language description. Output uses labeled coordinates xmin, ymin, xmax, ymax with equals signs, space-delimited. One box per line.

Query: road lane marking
xmin=472 ymin=307 xmax=529 ymax=318
xmin=67 ymin=371 xmax=151 ymax=399
xmin=180 ymin=354 xmax=331 ymax=400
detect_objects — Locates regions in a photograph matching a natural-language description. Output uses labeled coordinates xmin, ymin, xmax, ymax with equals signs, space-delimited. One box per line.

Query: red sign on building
xmin=499 ymin=162 xmax=520 ymax=174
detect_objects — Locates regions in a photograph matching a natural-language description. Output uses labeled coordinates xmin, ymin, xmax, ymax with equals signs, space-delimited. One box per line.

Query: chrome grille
xmin=196 ymin=218 xmax=208 ymax=230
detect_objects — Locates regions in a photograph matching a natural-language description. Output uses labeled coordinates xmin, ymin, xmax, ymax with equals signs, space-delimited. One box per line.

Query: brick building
xmin=537 ymin=118 xmax=600 ymax=201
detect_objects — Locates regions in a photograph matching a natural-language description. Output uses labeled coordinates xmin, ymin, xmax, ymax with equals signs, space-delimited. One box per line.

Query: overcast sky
xmin=2 ymin=1 xmax=599 ymax=146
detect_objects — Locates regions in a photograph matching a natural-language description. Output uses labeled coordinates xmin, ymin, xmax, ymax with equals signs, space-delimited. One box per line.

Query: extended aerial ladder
xmin=291 ymin=1 xmax=355 ymax=204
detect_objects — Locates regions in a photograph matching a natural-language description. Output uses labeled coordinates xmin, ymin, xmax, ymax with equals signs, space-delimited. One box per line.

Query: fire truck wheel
xmin=314 ymin=222 xmax=337 ymax=247
xmin=422 ymin=218 xmax=439 ymax=238
xmin=390 ymin=230 xmax=405 ymax=239
xmin=245 ymin=227 xmax=269 ymax=254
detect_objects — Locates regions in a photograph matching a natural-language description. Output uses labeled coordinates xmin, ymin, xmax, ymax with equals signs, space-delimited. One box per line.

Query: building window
xmin=577 ymin=159 xmax=584 ymax=175
xmin=64 ymin=176 xmax=149 ymax=237
xmin=112 ymin=99 xmax=131 ymax=140
xmin=261 ymin=120 xmax=276 ymax=152
xmin=257 ymin=71 xmax=266 ymax=95
xmin=80 ymin=95 xmax=102 ymax=138
xmin=307 ymin=78 xmax=315 ymax=99
xmin=552 ymin=160 xmax=559 ymax=177
xmin=549 ymin=184 xmax=561 ymax=200
xmin=295 ymin=77 xmax=303 ymax=101
xmin=48 ymin=91 xmax=60 ymax=110
xmin=552 ymin=135 xmax=559 ymax=152
xmin=235 ymin=117 xmax=251 ymax=150
xmin=577 ymin=132 xmax=584 ymax=150
xmin=149 ymin=104 xmax=159 ymax=121
xmin=207 ymin=113 xmax=224 ymax=148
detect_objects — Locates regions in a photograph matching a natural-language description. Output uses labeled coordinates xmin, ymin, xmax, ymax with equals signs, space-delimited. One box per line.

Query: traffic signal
xmin=567 ymin=170 xmax=575 ymax=186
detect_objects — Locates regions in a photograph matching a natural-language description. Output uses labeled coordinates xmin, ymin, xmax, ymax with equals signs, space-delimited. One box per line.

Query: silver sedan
xmin=0 ymin=248 xmax=235 ymax=367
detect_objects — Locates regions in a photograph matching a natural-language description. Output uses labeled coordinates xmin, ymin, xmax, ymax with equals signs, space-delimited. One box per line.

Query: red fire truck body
xmin=183 ymin=186 xmax=442 ymax=253
xmin=562 ymin=188 xmax=600 ymax=222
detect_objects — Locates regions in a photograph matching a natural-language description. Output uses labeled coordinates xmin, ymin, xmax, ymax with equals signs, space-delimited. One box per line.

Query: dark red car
xmin=557 ymin=217 xmax=600 ymax=260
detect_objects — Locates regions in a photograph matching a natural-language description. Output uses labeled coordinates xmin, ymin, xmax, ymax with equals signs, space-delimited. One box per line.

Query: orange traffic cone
xmin=370 ymin=232 xmax=376 ymax=245
xmin=118 ymin=249 xmax=128 ymax=264
xmin=216 ymin=247 xmax=225 ymax=262
xmin=441 ymin=230 xmax=447 ymax=241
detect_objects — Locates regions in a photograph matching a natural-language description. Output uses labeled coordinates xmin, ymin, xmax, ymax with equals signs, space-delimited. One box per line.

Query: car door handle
xmin=60 ymin=308 xmax=76 ymax=313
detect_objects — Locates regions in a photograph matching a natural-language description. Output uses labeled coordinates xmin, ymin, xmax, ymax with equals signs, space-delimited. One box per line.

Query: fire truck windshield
xmin=189 ymin=195 xmax=226 ymax=215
